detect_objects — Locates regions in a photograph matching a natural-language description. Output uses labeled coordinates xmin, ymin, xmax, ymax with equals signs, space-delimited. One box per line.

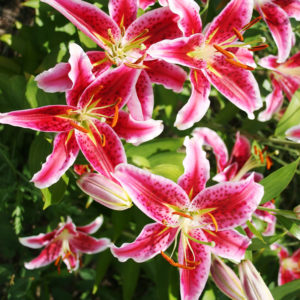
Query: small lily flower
xmin=272 ymin=244 xmax=300 ymax=285
xmin=239 ymin=260 xmax=274 ymax=300
xmin=19 ymin=216 xmax=110 ymax=272
xmin=111 ymin=136 xmax=263 ymax=300
xmin=258 ymin=52 xmax=300 ymax=121
xmin=41 ymin=0 xmax=187 ymax=121
xmin=148 ymin=0 xmax=262 ymax=129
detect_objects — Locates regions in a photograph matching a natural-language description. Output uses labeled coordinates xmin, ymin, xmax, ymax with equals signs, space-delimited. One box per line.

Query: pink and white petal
xmin=178 ymin=136 xmax=210 ymax=199
xmin=109 ymin=0 xmax=137 ymax=29
xmin=212 ymin=162 xmax=239 ymax=182
xmin=0 ymin=105 xmax=76 ymax=132
xmin=254 ymin=201 xmax=276 ymax=224
xmin=258 ymin=77 xmax=284 ymax=121
xmin=258 ymin=55 xmax=280 ymax=70
xmin=87 ymin=51 xmax=112 ymax=77
xmin=205 ymin=56 xmax=262 ymax=119
xmin=127 ymin=90 xmax=145 ymax=121
xmin=279 ymin=266 xmax=299 ymax=285
xmin=179 ymin=229 xmax=211 ymax=300
xmin=271 ymin=243 xmax=289 ymax=260
xmin=205 ymin=0 xmax=253 ymax=45
xmin=24 ymin=240 xmax=62 ymax=270
xmin=124 ymin=7 xmax=182 ymax=48
xmin=148 ymin=34 xmax=207 ymax=70
xmin=114 ymin=164 xmax=190 ymax=225
xmin=35 ymin=63 xmax=72 ymax=93
xmin=76 ymin=121 xmax=126 ymax=179
xmin=279 ymin=75 xmax=300 ymax=101
xmin=144 ymin=60 xmax=187 ymax=93
xmin=167 ymin=0 xmax=202 ymax=36
xmin=41 ymin=0 xmax=121 ymax=49
xmin=113 ymin=111 xmax=163 ymax=146
xmin=235 ymin=48 xmax=256 ymax=68
xmin=62 ymin=247 xmax=79 ymax=271
xmin=263 ymin=220 xmax=276 ymax=236
xmin=192 ymin=127 xmax=229 ymax=172
xmin=76 ymin=216 xmax=103 ymax=234
xmin=138 ymin=0 xmax=156 ymax=10
xmin=203 ymin=229 xmax=250 ymax=262
xmin=286 ymin=124 xmax=300 ymax=143
xmin=190 ymin=175 xmax=264 ymax=231
xmin=19 ymin=231 xmax=56 ymax=249
xmin=175 ymin=69 xmax=210 ymax=130
xmin=31 ymin=131 xmax=79 ymax=188
xmin=111 ymin=223 xmax=177 ymax=262
xmin=274 ymin=0 xmax=300 ymax=21
xmin=283 ymin=51 xmax=300 ymax=69
xmin=70 ymin=233 xmax=110 ymax=253
xmin=229 ymin=132 xmax=251 ymax=169
xmin=257 ymin=3 xmax=292 ymax=63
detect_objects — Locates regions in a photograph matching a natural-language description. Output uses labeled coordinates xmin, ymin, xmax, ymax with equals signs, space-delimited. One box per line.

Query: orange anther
xmin=161 ymin=251 xmax=195 ymax=270
xmin=172 ymin=211 xmax=193 ymax=220
xmin=101 ymin=134 xmax=106 ymax=147
xmin=213 ymin=44 xmax=234 ymax=59
xmin=259 ymin=150 xmax=264 ymax=164
xmin=232 ymin=27 xmax=244 ymax=41
xmin=225 ymin=58 xmax=255 ymax=71
xmin=186 ymin=259 xmax=201 ymax=266
xmin=266 ymin=156 xmax=273 ymax=170
xmin=249 ymin=44 xmax=269 ymax=52
xmin=207 ymin=212 xmax=218 ymax=232
xmin=271 ymin=199 xmax=275 ymax=204
xmin=254 ymin=145 xmax=258 ymax=155
xmin=243 ymin=16 xmax=263 ymax=30
xmin=54 ymin=256 xmax=61 ymax=266
xmin=70 ymin=121 xmax=89 ymax=133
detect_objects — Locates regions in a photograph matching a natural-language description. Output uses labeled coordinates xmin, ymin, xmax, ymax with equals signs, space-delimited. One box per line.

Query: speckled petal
xmin=19 ymin=232 xmax=56 ymax=249
xmin=178 ymin=137 xmax=210 ymax=199
xmin=229 ymin=132 xmax=251 ymax=169
xmin=114 ymin=164 xmax=190 ymax=225
xmin=111 ymin=223 xmax=177 ymax=262
xmin=70 ymin=233 xmax=110 ymax=253
xmin=41 ymin=0 xmax=121 ymax=49
xmin=31 ymin=131 xmax=79 ymax=188
xmin=87 ymin=51 xmax=112 ymax=77
xmin=175 ymin=69 xmax=210 ymax=130
xmin=274 ymin=0 xmax=300 ymax=20
xmin=286 ymin=124 xmax=300 ymax=142
xmin=77 ymin=216 xmax=103 ymax=234
xmin=109 ymin=0 xmax=137 ymax=29
xmin=258 ymin=55 xmax=279 ymax=70
xmin=138 ymin=0 xmax=156 ymax=10
xmin=279 ymin=266 xmax=299 ymax=285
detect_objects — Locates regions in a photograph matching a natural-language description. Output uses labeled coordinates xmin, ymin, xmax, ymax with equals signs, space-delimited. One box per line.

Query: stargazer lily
xmin=40 ymin=0 xmax=187 ymax=121
xmin=148 ymin=0 xmax=262 ymax=129
xmin=258 ymin=52 xmax=300 ymax=121
xmin=19 ymin=216 xmax=110 ymax=272
xmin=111 ymin=136 xmax=263 ymax=300
xmin=0 ymin=43 xmax=163 ymax=188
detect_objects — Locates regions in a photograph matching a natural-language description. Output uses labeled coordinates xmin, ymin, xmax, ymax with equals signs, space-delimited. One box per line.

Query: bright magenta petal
xmin=31 ymin=131 xmax=79 ymax=188
xmin=41 ymin=0 xmax=121 ymax=48
xmin=113 ymin=111 xmax=163 ymax=146
xmin=274 ymin=0 xmax=300 ymax=20
xmin=175 ymin=69 xmax=210 ymax=130
xmin=204 ymin=229 xmax=250 ymax=261
xmin=286 ymin=125 xmax=300 ymax=142
xmin=190 ymin=175 xmax=264 ymax=231
xmin=178 ymin=137 xmax=210 ymax=199
xmin=229 ymin=132 xmax=251 ymax=169
xmin=254 ymin=201 xmax=276 ymax=236
xmin=279 ymin=267 xmax=299 ymax=285
xmin=111 ymin=223 xmax=177 ymax=262
xmin=19 ymin=232 xmax=56 ymax=249
xmin=76 ymin=216 xmax=103 ymax=234
xmin=138 ymin=0 xmax=156 ymax=10
xmin=70 ymin=233 xmax=110 ymax=253
xmin=114 ymin=164 xmax=190 ymax=225
xmin=87 ymin=51 xmax=112 ymax=77
xmin=109 ymin=0 xmax=137 ymax=29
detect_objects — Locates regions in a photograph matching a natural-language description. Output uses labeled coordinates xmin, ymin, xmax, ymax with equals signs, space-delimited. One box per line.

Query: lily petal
xmin=76 ymin=216 xmax=104 ymax=234
xmin=19 ymin=232 xmax=56 ymax=249
xmin=138 ymin=0 xmax=156 ymax=10
xmin=286 ymin=124 xmax=300 ymax=142
xmin=70 ymin=233 xmax=110 ymax=253
xmin=109 ymin=0 xmax=137 ymax=29
xmin=254 ymin=201 xmax=276 ymax=236
xmin=229 ymin=132 xmax=251 ymax=169
xmin=213 ymin=163 xmax=239 ymax=182
xmin=87 ymin=51 xmax=112 ymax=77
xmin=274 ymin=0 xmax=300 ymax=20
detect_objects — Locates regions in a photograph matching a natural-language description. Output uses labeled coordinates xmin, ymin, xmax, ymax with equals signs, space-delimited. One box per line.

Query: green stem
xmin=257 ymin=206 xmax=298 ymax=220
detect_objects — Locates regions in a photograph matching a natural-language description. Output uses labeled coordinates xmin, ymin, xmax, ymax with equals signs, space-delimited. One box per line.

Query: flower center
xmin=282 ymin=257 xmax=300 ymax=272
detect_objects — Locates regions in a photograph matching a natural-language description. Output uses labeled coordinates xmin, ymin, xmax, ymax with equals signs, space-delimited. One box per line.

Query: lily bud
xmin=238 ymin=260 xmax=274 ymax=300
xmin=210 ymin=255 xmax=247 ymax=300
xmin=293 ymin=205 xmax=300 ymax=220
xmin=77 ymin=173 xmax=132 ymax=210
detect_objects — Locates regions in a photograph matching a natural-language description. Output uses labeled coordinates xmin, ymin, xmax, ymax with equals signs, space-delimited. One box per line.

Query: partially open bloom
xmin=111 ymin=136 xmax=263 ymax=300
xmin=258 ymin=52 xmax=300 ymax=121
xmin=272 ymin=244 xmax=300 ymax=285
xmin=148 ymin=0 xmax=262 ymax=129
xmin=19 ymin=216 xmax=110 ymax=272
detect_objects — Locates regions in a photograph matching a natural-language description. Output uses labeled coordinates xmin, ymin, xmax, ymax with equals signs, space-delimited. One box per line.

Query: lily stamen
xmin=172 ymin=211 xmax=193 ymax=220
xmin=161 ymin=251 xmax=195 ymax=270
xmin=225 ymin=58 xmax=255 ymax=71
xmin=69 ymin=121 xmax=89 ymax=133
xmin=207 ymin=212 xmax=218 ymax=232
xmin=107 ymin=28 xmax=116 ymax=44
xmin=242 ymin=16 xmax=263 ymax=31
xmin=232 ymin=27 xmax=244 ymax=41
xmin=249 ymin=44 xmax=269 ymax=51
xmin=213 ymin=44 xmax=234 ymax=59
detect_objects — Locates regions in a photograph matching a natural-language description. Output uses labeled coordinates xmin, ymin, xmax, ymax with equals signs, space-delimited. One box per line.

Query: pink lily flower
xmin=148 ymin=0 xmax=262 ymax=129
xmin=272 ymin=244 xmax=300 ymax=285
xmin=40 ymin=0 xmax=187 ymax=121
xmin=0 ymin=43 xmax=163 ymax=188
xmin=111 ymin=136 xmax=263 ymax=300
xmin=19 ymin=216 xmax=110 ymax=272
xmin=258 ymin=52 xmax=300 ymax=121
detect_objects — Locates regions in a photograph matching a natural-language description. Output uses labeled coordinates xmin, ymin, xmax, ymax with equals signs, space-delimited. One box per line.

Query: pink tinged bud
xmin=294 ymin=205 xmax=300 ymax=220
xmin=210 ymin=256 xmax=247 ymax=300
xmin=77 ymin=173 xmax=132 ymax=210
xmin=238 ymin=260 xmax=274 ymax=300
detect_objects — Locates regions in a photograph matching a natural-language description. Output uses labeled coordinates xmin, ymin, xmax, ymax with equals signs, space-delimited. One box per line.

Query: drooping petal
xmin=204 ymin=229 xmax=250 ymax=262
xmin=286 ymin=124 xmax=300 ymax=142
xmin=274 ymin=0 xmax=300 ymax=20
xmin=41 ymin=0 xmax=121 ymax=49
xmin=178 ymin=136 xmax=210 ymax=199
xmin=175 ymin=69 xmax=210 ymax=130
xmin=0 ymin=105 xmax=76 ymax=132
xmin=114 ymin=164 xmax=190 ymax=225
xmin=108 ymin=0 xmax=137 ymax=29
xmin=62 ymin=245 xmax=80 ymax=271
xmin=87 ymin=51 xmax=112 ymax=77
xmin=190 ymin=175 xmax=264 ymax=231
xmin=179 ymin=229 xmax=211 ymax=300
xmin=113 ymin=111 xmax=164 ymax=146
xmin=205 ymin=56 xmax=262 ymax=119
xmin=111 ymin=223 xmax=177 ymax=262
xmin=229 ymin=132 xmax=251 ymax=169
xmin=70 ymin=233 xmax=110 ymax=253
xmin=192 ymin=127 xmax=229 ymax=172
xmin=148 ymin=34 xmax=207 ymax=69
xmin=254 ymin=201 xmax=276 ymax=236
xmin=76 ymin=216 xmax=103 ymax=234
xmin=144 ymin=60 xmax=187 ymax=93
xmin=212 ymin=163 xmax=239 ymax=183
xmin=31 ymin=131 xmax=79 ymax=188
xmin=35 ymin=63 xmax=72 ymax=93
xmin=75 ymin=121 xmax=127 ymax=179
xmin=258 ymin=55 xmax=280 ymax=70
xmin=19 ymin=231 xmax=56 ymax=249
xmin=256 ymin=3 xmax=292 ymax=63
xmin=138 ymin=0 xmax=156 ymax=10
xmin=205 ymin=0 xmax=253 ymax=45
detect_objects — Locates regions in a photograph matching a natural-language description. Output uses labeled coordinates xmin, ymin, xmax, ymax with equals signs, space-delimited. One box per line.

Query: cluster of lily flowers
xmin=1 ymin=0 xmax=300 ymax=299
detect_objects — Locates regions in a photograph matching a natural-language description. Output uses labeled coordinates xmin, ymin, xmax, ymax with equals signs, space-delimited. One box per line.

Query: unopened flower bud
xmin=293 ymin=205 xmax=300 ymax=220
xmin=77 ymin=173 xmax=132 ymax=210
xmin=238 ymin=260 xmax=274 ymax=300
xmin=210 ymin=255 xmax=247 ymax=300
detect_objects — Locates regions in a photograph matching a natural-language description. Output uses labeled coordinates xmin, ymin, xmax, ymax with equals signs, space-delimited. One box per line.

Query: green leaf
xmin=25 ymin=76 xmax=38 ymax=108
xmin=121 ymin=261 xmax=140 ymax=300
xmin=260 ymin=158 xmax=300 ymax=204
xmin=93 ymin=251 xmax=112 ymax=294
xmin=246 ymin=220 xmax=265 ymax=243
xmin=271 ymin=279 xmax=300 ymax=300
xmin=79 ymin=269 xmax=96 ymax=281
xmin=22 ymin=0 xmax=40 ymax=8
xmin=277 ymin=215 xmax=300 ymax=240
xmin=78 ymin=31 xmax=97 ymax=48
